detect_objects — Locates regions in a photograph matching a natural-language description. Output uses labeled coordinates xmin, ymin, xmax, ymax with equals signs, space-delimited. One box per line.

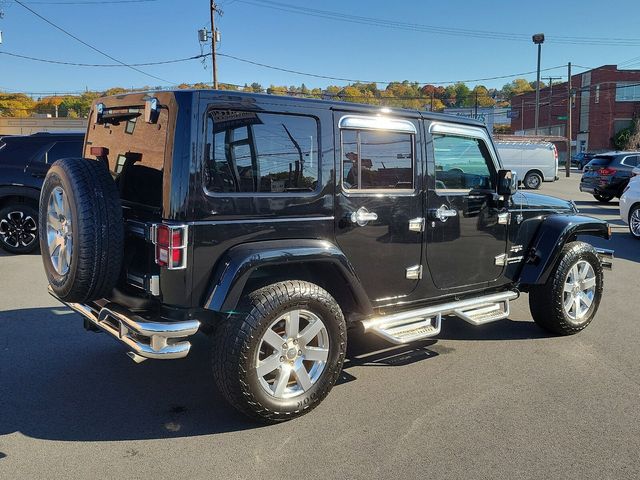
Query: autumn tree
xmin=0 ymin=93 xmax=35 ymax=117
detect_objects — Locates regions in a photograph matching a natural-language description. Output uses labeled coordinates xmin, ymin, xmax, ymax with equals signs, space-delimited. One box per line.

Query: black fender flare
xmin=518 ymin=214 xmax=610 ymax=286
xmin=0 ymin=186 xmax=41 ymax=203
xmin=204 ymin=239 xmax=373 ymax=315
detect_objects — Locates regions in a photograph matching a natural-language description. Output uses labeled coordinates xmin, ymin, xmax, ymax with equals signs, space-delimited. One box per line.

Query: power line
xmin=235 ymin=0 xmax=640 ymax=46
xmin=8 ymin=0 xmax=158 ymax=4
xmin=13 ymin=0 xmax=176 ymax=85
xmin=0 ymin=50 xmax=208 ymax=67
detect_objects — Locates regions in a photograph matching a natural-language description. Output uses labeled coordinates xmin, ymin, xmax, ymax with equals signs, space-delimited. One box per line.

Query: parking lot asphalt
xmin=1 ymin=171 xmax=638 ymax=480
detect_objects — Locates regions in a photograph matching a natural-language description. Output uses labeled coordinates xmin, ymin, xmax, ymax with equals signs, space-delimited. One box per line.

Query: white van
xmin=494 ymin=140 xmax=559 ymax=189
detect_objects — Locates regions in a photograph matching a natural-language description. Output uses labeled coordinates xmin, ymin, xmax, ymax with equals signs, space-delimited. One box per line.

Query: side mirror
xmin=497 ymin=169 xmax=517 ymax=197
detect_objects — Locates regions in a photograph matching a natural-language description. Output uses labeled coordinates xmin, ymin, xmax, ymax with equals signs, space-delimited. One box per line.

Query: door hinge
xmin=408 ymin=217 xmax=425 ymax=232
xmin=406 ymin=265 xmax=423 ymax=280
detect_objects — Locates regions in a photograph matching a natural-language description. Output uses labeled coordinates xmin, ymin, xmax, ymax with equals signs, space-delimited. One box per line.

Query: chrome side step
xmin=453 ymin=298 xmax=510 ymax=325
xmin=362 ymin=291 xmax=518 ymax=345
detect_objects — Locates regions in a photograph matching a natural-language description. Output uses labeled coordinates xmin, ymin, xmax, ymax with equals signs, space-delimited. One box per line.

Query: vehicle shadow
xmin=0 ymin=307 xmax=443 ymax=441
xmin=0 ymin=305 xmax=605 ymax=443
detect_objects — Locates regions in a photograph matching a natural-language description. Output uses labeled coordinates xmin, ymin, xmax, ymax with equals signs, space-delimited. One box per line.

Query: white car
xmin=620 ymin=166 xmax=640 ymax=239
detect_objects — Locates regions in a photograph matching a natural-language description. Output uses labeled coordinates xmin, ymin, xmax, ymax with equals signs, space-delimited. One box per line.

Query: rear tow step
xmin=362 ymin=291 xmax=518 ymax=345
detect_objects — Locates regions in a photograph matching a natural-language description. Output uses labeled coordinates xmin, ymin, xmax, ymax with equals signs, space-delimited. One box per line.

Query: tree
xmin=613 ymin=116 xmax=640 ymax=150
xmin=0 ymin=93 xmax=35 ymax=117
xmin=501 ymin=78 xmax=534 ymax=100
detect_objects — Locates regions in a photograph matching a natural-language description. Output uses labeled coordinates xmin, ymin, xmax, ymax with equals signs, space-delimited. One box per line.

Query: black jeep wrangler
xmin=39 ymin=91 xmax=613 ymax=422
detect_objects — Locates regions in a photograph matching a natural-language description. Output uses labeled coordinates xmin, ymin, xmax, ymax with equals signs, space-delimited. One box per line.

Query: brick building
xmin=511 ymin=65 xmax=640 ymax=154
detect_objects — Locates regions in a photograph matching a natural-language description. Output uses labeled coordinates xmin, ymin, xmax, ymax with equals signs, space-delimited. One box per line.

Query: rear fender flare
xmin=204 ymin=239 xmax=373 ymax=315
xmin=0 ymin=186 xmax=41 ymax=204
xmin=518 ymin=214 xmax=610 ymax=286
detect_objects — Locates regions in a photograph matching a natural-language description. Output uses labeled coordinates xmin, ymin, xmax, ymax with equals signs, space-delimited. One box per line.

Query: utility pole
xmin=430 ymin=92 xmax=434 ymax=112
xmin=545 ymin=76 xmax=562 ymax=131
xmin=566 ymin=62 xmax=572 ymax=178
xmin=532 ymin=33 xmax=545 ymax=136
xmin=210 ymin=0 xmax=218 ymax=89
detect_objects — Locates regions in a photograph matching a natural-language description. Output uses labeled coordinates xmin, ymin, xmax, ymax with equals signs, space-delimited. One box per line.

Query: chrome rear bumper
xmin=595 ymin=248 xmax=614 ymax=270
xmin=49 ymin=287 xmax=200 ymax=361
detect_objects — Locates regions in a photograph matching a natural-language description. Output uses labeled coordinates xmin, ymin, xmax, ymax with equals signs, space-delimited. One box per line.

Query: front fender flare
xmin=518 ymin=214 xmax=610 ymax=286
xmin=204 ymin=239 xmax=372 ymax=315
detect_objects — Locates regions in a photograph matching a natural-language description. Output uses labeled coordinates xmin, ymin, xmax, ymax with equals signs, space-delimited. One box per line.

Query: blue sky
xmin=1 ymin=0 xmax=640 ymax=95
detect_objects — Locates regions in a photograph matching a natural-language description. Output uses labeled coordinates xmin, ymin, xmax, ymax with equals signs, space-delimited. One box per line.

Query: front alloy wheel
xmin=529 ymin=241 xmax=603 ymax=335
xmin=0 ymin=205 xmax=39 ymax=254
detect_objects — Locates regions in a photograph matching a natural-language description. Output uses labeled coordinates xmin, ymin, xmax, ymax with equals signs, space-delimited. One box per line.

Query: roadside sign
xmin=557 ymin=116 xmax=568 ymax=120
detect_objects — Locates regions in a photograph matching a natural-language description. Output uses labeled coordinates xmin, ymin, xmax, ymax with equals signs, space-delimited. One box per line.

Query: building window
xmin=204 ymin=110 xmax=319 ymax=194
xmin=595 ymin=85 xmax=600 ymax=104
xmin=616 ymin=83 xmax=640 ymax=102
xmin=341 ymin=129 xmax=414 ymax=191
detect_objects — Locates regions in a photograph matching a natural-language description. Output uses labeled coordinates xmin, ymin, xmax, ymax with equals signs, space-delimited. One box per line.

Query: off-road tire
xmin=524 ymin=171 xmax=543 ymax=190
xmin=0 ymin=203 xmax=39 ymax=254
xmin=594 ymin=193 xmax=613 ymax=203
xmin=212 ymin=280 xmax=347 ymax=423
xmin=39 ymin=158 xmax=123 ymax=303
xmin=529 ymin=241 xmax=603 ymax=335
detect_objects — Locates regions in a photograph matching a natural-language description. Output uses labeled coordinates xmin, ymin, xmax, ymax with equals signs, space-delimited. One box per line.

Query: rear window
xmin=588 ymin=156 xmax=614 ymax=167
xmin=85 ymin=106 xmax=170 ymax=173
xmin=85 ymin=103 xmax=171 ymax=208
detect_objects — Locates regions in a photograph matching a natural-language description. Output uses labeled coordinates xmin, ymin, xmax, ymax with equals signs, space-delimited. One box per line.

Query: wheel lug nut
xmin=279 ymin=356 xmax=285 ymax=362
xmin=282 ymin=343 xmax=288 ymax=349
xmin=298 ymin=350 xmax=302 ymax=356
xmin=293 ymin=339 xmax=298 ymax=345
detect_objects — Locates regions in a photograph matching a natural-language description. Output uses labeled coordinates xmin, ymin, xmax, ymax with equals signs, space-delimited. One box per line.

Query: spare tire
xmin=39 ymin=158 xmax=124 ymax=303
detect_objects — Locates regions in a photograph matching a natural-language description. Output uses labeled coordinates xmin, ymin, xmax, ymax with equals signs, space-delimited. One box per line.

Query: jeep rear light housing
xmin=152 ymin=224 xmax=188 ymax=270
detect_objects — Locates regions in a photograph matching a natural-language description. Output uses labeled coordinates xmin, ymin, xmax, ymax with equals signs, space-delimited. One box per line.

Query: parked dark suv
xmin=39 ymin=91 xmax=613 ymax=422
xmin=0 ymin=132 xmax=83 ymax=253
xmin=579 ymin=151 xmax=640 ymax=202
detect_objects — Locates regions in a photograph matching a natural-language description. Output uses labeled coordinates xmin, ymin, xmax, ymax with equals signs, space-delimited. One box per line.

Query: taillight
xmin=153 ymin=224 xmax=188 ymax=270
xmin=598 ymin=167 xmax=616 ymax=176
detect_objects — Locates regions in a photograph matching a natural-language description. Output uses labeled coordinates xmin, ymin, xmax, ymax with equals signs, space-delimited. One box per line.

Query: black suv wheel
xmin=0 ymin=203 xmax=39 ymax=254
xmin=529 ymin=241 xmax=603 ymax=335
xmin=212 ymin=280 xmax=347 ymax=423
xmin=594 ymin=193 xmax=614 ymax=203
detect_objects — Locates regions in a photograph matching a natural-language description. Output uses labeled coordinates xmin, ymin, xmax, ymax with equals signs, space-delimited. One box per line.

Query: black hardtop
xmin=100 ymin=89 xmax=487 ymax=128
xmin=4 ymin=131 xmax=84 ymax=142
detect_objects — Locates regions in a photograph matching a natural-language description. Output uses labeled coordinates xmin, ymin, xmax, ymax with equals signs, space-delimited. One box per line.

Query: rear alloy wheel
xmin=0 ymin=204 xmax=39 ymax=254
xmin=594 ymin=193 xmax=614 ymax=203
xmin=629 ymin=205 xmax=640 ymax=240
xmin=524 ymin=172 xmax=542 ymax=190
xmin=212 ymin=280 xmax=346 ymax=423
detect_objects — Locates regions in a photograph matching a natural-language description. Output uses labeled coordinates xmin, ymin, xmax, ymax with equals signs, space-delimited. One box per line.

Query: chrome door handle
xmin=432 ymin=205 xmax=458 ymax=223
xmin=350 ymin=207 xmax=378 ymax=226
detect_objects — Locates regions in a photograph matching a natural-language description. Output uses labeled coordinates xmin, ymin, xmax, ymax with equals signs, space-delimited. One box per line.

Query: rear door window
xmin=204 ymin=110 xmax=319 ymax=194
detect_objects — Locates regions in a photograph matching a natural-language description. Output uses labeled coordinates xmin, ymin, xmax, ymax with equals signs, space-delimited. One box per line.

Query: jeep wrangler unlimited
xmin=39 ymin=91 xmax=613 ymax=422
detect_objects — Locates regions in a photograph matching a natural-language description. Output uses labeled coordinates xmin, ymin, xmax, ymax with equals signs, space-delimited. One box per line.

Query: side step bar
xmin=595 ymin=248 xmax=614 ymax=270
xmin=362 ymin=291 xmax=519 ymax=345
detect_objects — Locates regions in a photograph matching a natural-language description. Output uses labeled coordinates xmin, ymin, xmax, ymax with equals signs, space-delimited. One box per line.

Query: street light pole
xmin=532 ymin=33 xmax=545 ymax=136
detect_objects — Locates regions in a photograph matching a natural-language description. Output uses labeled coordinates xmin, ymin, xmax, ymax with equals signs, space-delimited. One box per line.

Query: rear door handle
xmin=350 ymin=207 xmax=378 ymax=226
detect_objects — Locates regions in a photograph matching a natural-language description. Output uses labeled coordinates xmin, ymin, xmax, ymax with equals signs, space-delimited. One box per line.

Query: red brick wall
xmin=511 ymin=65 xmax=640 ymax=151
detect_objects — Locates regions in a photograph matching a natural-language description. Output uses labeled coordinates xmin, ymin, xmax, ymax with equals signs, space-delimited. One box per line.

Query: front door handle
xmin=431 ymin=204 xmax=458 ymax=223
xmin=350 ymin=207 xmax=378 ymax=226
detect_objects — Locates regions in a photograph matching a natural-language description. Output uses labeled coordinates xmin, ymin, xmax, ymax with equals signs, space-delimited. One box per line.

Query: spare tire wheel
xmin=39 ymin=158 xmax=124 ymax=303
